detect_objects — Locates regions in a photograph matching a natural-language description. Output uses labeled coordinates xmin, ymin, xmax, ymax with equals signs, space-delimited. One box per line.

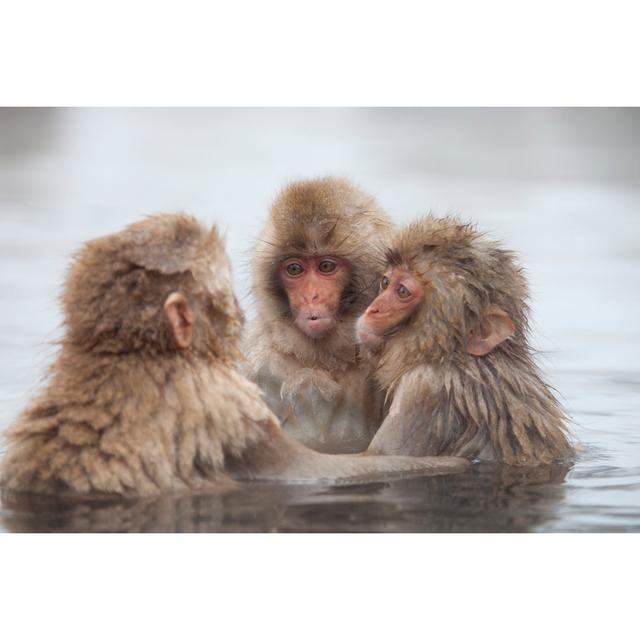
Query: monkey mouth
xmin=306 ymin=315 xmax=331 ymax=327
xmin=306 ymin=314 xmax=331 ymax=325
xmin=297 ymin=315 xmax=334 ymax=338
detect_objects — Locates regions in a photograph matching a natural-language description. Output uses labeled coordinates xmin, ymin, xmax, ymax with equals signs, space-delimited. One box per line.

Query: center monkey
xmin=245 ymin=177 xmax=392 ymax=453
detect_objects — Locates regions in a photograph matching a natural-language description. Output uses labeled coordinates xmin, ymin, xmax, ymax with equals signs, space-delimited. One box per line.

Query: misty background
xmin=0 ymin=107 xmax=639 ymax=425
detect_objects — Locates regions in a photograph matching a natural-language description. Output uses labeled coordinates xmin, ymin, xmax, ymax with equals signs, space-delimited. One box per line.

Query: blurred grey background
xmin=1 ymin=108 xmax=639 ymax=427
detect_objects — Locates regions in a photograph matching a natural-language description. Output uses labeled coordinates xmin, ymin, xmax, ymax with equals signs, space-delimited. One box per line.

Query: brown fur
xmin=245 ymin=177 xmax=395 ymax=451
xmin=0 ymin=214 xmax=470 ymax=497
xmin=248 ymin=176 xmax=394 ymax=373
xmin=366 ymin=216 xmax=574 ymax=466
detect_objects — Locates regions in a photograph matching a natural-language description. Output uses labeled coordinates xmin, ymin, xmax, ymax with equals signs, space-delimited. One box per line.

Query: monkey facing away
xmin=245 ymin=177 xmax=393 ymax=453
xmin=357 ymin=216 xmax=574 ymax=466
xmin=0 ymin=214 xmax=469 ymax=497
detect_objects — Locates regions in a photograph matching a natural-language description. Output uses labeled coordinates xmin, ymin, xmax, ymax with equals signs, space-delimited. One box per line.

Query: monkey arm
xmin=364 ymin=368 xmax=453 ymax=457
xmin=226 ymin=357 xmax=468 ymax=480
xmin=227 ymin=420 xmax=470 ymax=484
xmin=366 ymin=402 xmax=439 ymax=457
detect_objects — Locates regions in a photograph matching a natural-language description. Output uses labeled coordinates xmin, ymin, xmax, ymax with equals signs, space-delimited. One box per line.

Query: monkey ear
xmin=164 ymin=292 xmax=195 ymax=349
xmin=466 ymin=305 xmax=514 ymax=356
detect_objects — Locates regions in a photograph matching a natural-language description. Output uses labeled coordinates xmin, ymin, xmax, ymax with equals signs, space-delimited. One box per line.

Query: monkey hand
xmin=280 ymin=368 xmax=341 ymax=406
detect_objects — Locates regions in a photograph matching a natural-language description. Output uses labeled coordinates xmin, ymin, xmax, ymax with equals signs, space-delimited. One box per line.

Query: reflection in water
xmin=0 ymin=463 xmax=570 ymax=533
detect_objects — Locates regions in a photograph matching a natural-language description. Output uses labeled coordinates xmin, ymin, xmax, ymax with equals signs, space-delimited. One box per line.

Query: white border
xmin=1 ymin=535 xmax=638 ymax=639
xmin=1 ymin=1 xmax=639 ymax=105
xmin=1 ymin=3 xmax=637 ymax=638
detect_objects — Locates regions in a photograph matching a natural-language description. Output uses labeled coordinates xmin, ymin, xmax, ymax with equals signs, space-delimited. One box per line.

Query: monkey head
xmin=252 ymin=177 xmax=393 ymax=340
xmin=62 ymin=214 xmax=243 ymax=360
xmin=357 ymin=216 xmax=529 ymax=367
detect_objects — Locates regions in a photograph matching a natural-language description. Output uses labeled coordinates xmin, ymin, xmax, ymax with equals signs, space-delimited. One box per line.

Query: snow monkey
xmin=356 ymin=216 xmax=574 ymax=466
xmin=244 ymin=177 xmax=396 ymax=453
xmin=0 ymin=214 xmax=469 ymax=497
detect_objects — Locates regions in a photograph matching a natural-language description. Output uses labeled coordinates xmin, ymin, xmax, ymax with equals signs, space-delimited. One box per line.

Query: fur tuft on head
xmin=385 ymin=215 xmax=529 ymax=366
xmin=62 ymin=213 xmax=241 ymax=359
xmin=251 ymin=177 xmax=393 ymax=332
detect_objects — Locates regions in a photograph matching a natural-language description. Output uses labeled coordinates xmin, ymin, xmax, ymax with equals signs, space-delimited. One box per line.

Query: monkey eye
xmin=397 ymin=285 xmax=412 ymax=299
xmin=318 ymin=259 xmax=338 ymax=274
xmin=285 ymin=263 xmax=304 ymax=277
xmin=381 ymin=276 xmax=390 ymax=290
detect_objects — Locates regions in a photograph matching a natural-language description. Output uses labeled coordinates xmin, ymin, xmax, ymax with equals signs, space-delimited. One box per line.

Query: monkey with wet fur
xmin=0 ymin=214 xmax=469 ymax=497
xmin=357 ymin=216 xmax=573 ymax=466
xmin=245 ymin=177 xmax=394 ymax=453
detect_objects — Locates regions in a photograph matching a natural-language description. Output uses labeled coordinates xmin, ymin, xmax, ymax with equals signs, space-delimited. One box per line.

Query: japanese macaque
xmin=357 ymin=216 xmax=574 ymax=466
xmin=0 ymin=214 xmax=469 ymax=497
xmin=245 ymin=177 xmax=394 ymax=453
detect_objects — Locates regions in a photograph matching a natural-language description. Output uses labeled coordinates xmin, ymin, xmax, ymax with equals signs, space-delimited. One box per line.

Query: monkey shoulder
xmin=388 ymin=365 xmax=443 ymax=407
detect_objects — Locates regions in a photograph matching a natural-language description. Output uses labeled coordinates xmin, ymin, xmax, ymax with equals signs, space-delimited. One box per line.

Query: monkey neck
xmin=51 ymin=345 xmax=242 ymax=420
xmin=250 ymin=315 xmax=360 ymax=373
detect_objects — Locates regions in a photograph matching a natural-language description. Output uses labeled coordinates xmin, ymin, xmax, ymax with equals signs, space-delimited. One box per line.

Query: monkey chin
xmin=355 ymin=316 xmax=384 ymax=350
xmin=296 ymin=315 xmax=335 ymax=339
